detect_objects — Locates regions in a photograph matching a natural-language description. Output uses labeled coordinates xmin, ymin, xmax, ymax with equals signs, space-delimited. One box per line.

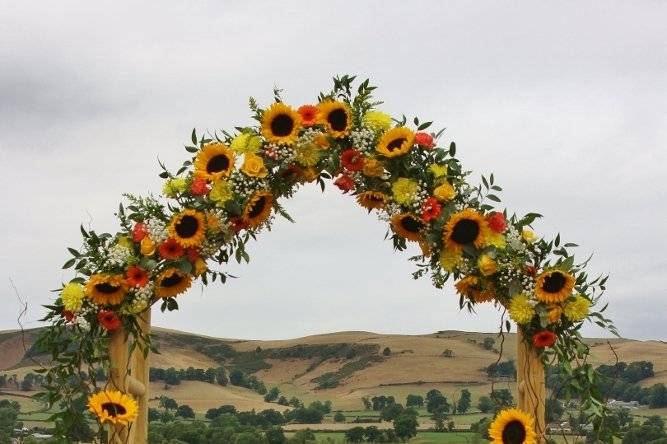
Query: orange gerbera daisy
xmin=159 ymin=238 xmax=184 ymax=260
xmin=298 ymin=105 xmax=318 ymax=126
xmin=126 ymin=266 xmax=149 ymax=287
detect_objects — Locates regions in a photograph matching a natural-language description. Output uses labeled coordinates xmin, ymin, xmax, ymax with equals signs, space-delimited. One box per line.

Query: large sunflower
xmin=391 ymin=213 xmax=424 ymax=242
xmin=88 ymin=390 xmax=138 ymax=425
xmin=317 ymin=101 xmax=352 ymax=138
xmin=356 ymin=191 xmax=389 ymax=211
xmin=155 ymin=268 xmax=192 ymax=298
xmin=488 ymin=408 xmax=537 ymax=444
xmin=261 ymin=102 xmax=302 ymax=145
xmin=443 ymin=209 xmax=489 ymax=253
xmin=194 ymin=143 xmax=235 ymax=181
xmin=376 ymin=127 xmax=415 ymax=158
xmin=534 ymin=269 xmax=575 ymax=303
xmin=85 ymin=274 xmax=127 ymax=305
xmin=168 ymin=209 xmax=206 ymax=248
xmin=243 ymin=191 xmax=274 ymax=229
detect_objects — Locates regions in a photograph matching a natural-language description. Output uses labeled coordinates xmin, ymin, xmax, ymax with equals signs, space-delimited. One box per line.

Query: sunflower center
xmin=270 ymin=114 xmax=294 ymax=137
xmin=101 ymin=402 xmax=127 ymax=417
xmin=543 ymin=272 xmax=566 ymax=293
xmin=400 ymin=216 xmax=424 ymax=233
xmin=206 ymin=154 xmax=230 ymax=174
xmin=451 ymin=219 xmax=480 ymax=244
xmin=328 ymin=108 xmax=348 ymax=131
xmin=387 ymin=138 xmax=407 ymax=152
xmin=161 ymin=273 xmax=184 ymax=288
xmin=175 ymin=215 xmax=200 ymax=239
xmin=502 ymin=420 xmax=526 ymax=444
xmin=368 ymin=195 xmax=384 ymax=203
xmin=248 ymin=196 xmax=267 ymax=219
xmin=94 ymin=283 xmax=120 ymax=294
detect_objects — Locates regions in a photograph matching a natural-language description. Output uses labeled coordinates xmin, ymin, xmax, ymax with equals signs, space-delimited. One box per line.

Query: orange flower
xmin=159 ymin=238 xmax=184 ymax=260
xmin=341 ymin=148 xmax=365 ymax=172
xmin=97 ymin=310 xmax=122 ymax=331
xmin=532 ymin=330 xmax=557 ymax=348
xmin=126 ymin=266 xmax=149 ymax=288
xmin=420 ymin=197 xmax=442 ymax=222
xmin=298 ymin=105 xmax=318 ymax=126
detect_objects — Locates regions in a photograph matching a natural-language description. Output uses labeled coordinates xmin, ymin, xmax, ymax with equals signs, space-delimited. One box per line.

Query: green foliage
xmin=393 ymin=413 xmax=419 ymax=440
xmin=405 ymin=394 xmax=424 ymax=408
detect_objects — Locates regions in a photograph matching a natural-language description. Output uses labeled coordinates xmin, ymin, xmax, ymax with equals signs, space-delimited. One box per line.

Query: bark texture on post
xmin=129 ymin=309 xmax=151 ymax=444
xmin=517 ymin=329 xmax=547 ymax=444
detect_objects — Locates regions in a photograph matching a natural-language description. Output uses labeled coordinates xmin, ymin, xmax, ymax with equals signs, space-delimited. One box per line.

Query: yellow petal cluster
xmin=241 ymin=153 xmax=268 ymax=178
xmin=433 ymin=182 xmax=455 ymax=202
xmin=230 ymin=133 xmax=263 ymax=154
xmin=477 ymin=255 xmax=497 ymax=276
xmin=362 ymin=110 xmax=392 ymax=132
xmin=509 ymin=294 xmax=535 ymax=324
xmin=162 ymin=177 xmax=187 ymax=197
xmin=209 ymin=180 xmax=233 ymax=206
xmin=391 ymin=178 xmax=419 ymax=205
xmin=61 ymin=283 xmax=85 ymax=312
xmin=564 ymin=295 xmax=590 ymax=322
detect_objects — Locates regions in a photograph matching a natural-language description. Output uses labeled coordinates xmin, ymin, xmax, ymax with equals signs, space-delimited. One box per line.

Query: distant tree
xmin=381 ymin=403 xmax=404 ymax=422
xmin=229 ymin=369 xmax=245 ymax=386
xmin=204 ymin=368 xmax=216 ymax=384
xmin=148 ymin=408 xmax=161 ymax=422
xmin=334 ymin=412 xmax=346 ymax=423
xmin=264 ymin=387 xmax=280 ymax=402
xmin=259 ymin=409 xmax=286 ymax=426
xmin=290 ymin=429 xmax=316 ymax=444
xmin=361 ymin=397 xmax=372 ymax=410
xmin=393 ymin=413 xmax=418 ymax=440
xmin=406 ymin=394 xmax=424 ymax=408
xmin=164 ymin=367 xmax=181 ymax=386
xmin=622 ymin=415 xmax=666 ymax=444
xmin=546 ymin=398 xmax=564 ymax=423
xmin=288 ymin=396 xmax=302 ymax=408
xmin=215 ymin=367 xmax=228 ymax=386
xmin=159 ymin=396 xmax=178 ymax=411
xmin=277 ymin=396 xmax=289 ymax=406
xmin=447 ymin=420 xmax=455 ymax=432
xmin=478 ymin=396 xmax=494 ymax=413
xmin=426 ymin=390 xmax=450 ymax=414
xmin=266 ymin=426 xmax=286 ymax=444
xmin=0 ymin=407 xmax=18 ymax=437
xmin=364 ymin=426 xmax=382 ymax=442
xmin=176 ymin=404 xmax=195 ymax=419
xmin=649 ymin=384 xmax=667 ymax=408
xmin=159 ymin=410 xmax=174 ymax=423
xmin=482 ymin=337 xmax=496 ymax=350
xmin=432 ymin=409 xmax=447 ymax=432
xmin=458 ymin=389 xmax=472 ymax=413
xmin=345 ymin=426 xmax=365 ymax=443
xmin=442 ymin=349 xmax=455 ymax=358
xmin=382 ymin=347 xmax=391 ymax=356
xmin=491 ymin=389 xmax=514 ymax=409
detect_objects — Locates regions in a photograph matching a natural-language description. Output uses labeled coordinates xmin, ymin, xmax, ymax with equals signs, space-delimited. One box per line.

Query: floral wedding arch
xmin=36 ymin=76 xmax=617 ymax=443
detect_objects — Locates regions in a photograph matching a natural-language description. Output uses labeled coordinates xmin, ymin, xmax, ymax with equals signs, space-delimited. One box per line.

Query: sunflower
xmin=261 ymin=102 xmax=301 ymax=145
xmin=88 ymin=390 xmax=138 ymax=425
xmin=85 ymin=274 xmax=127 ymax=306
xmin=356 ymin=191 xmax=389 ymax=211
xmin=155 ymin=268 xmax=192 ymax=298
xmin=455 ymin=276 xmax=480 ymax=301
xmin=194 ymin=143 xmax=235 ymax=181
xmin=391 ymin=213 xmax=424 ymax=242
xmin=488 ymin=408 xmax=537 ymax=444
xmin=377 ymin=127 xmax=415 ymax=158
xmin=243 ymin=191 xmax=274 ymax=229
xmin=534 ymin=270 xmax=575 ymax=304
xmin=443 ymin=209 xmax=489 ymax=253
xmin=168 ymin=209 xmax=206 ymax=248
xmin=317 ymin=100 xmax=352 ymax=138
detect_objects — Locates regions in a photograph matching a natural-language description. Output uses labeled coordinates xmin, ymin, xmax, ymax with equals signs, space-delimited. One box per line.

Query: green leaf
xmin=417 ymin=121 xmax=432 ymax=130
xmin=62 ymin=258 xmax=76 ymax=269
xmin=449 ymin=142 xmax=456 ymax=156
xmin=191 ymin=128 xmax=197 ymax=145
xmin=159 ymin=171 xmax=169 ymax=179
xmin=67 ymin=248 xmax=80 ymax=257
xmin=185 ymin=145 xmax=198 ymax=153
xmin=486 ymin=194 xmax=501 ymax=202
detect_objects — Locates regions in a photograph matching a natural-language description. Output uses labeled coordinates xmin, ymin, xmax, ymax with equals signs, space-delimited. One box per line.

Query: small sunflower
xmin=488 ymin=408 xmax=537 ymax=444
xmin=356 ymin=191 xmax=389 ymax=211
xmin=261 ymin=102 xmax=301 ymax=145
xmin=194 ymin=143 xmax=235 ymax=181
xmin=243 ymin=191 xmax=274 ymax=229
xmin=155 ymin=268 xmax=192 ymax=298
xmin=168 ymin=209 xmax=206 ymax=248
xmin=390 ymin=213 xmax=424 ymax=242
xmin=85 ymin=274 xmax=127 ymax=306
xmin=317 ymin=100 xmax=352 ymax=138
xmin=88 ymin=390 xmax=138 ymax=426
xmin=535 ymin=269 xmax=575 ymax=304
xmin=377 ymin=127 xmax=415 ymax=158
xmin=443 ymin=209 xmax=489 ymax=253
xmin=455 ymin=276 xmax=480 ymax=301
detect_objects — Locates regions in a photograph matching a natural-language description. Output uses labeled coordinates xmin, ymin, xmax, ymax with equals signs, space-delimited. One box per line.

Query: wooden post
xmin=108 ymin=328 xmax=130 ymax=443
xmin=517 ymin=329 xmax=547 ymax=443
xmin=129 ymin=308 xmax=151 ymax=444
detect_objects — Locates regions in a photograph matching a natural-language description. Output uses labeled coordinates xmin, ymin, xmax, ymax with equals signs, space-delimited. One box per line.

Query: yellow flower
xmin=362 ymin=110 xmax=392 ymax=132
xmin=433 ymin=182 xmax=456 ymax=202
xmin=535 ymin=270 xmax=575 ymax=304
xmin=317 ymin=101 xmax=352 ymax=138
xmin=162 ymin=178 xmax=187 ymax=197
xmin=261 ymin=102 xmax=302 ymax=145
xmin=209 ymin=180 xmax=234 ymax=206
xmin=61 ymin=283 xmax=85 ymax=312
xmin=428 ymin=163 xmax=448 ymax=179
xmin=295 ymin=142 xmax=321 ymax=167
xmin=116 ymin=236 xmax=133 ymax=250
xmin=230 ymin=133 xmax=262 ymax=154
xmin=522 ymin=229 xmax=536 ymax=243
xmin=509 ymin=294 xmax=535 ymax=324
xmin=194 ymin=143 xmax=236 ymax=180
xmin=547 ymin=305 xmax=563 ymax=324
xmin=478 ymin=255 xmax=497 ymax=276
xmin=85 ymin=274 xmax=127 ymax=306
xmin=241 ymin=153 xmax=269 ymax=178
xmin=155 ymin=268 xmax=192 ymax=298
xmin=88 ymin=390 xmax=138 ymax=426
xmin=488 ymin=408 xmax=537 ymax=444
xmin=362 ymin=158 xmax=385 ymax=178
xmin=140 ymin=237 xmax=156 ymax=256
xmin=443 ymin=209 xmax=490 ymax=253
xmin=168 ymin=209 xmax=206 ymax=248
xmin=377 ymin=127 xmax=415 ymax=158
xmin=439 ymin=249 xmax=462 ymax=272
xmin=357 ymin=191 xmax=389 ymax=211
xmin=390 ymin=213 xmax=424 ymax=242
xmin=194 ymin=258 xmax=208 ymax=277
xmin=314 ymin=133 xmax=330 ymax=149
xmin=391 ymin=178 xmax=419 ymax=205
xmin=487 ymin=232 xmax=507 ymax=249
xmin=564 ymin=295 xmax=590 ymax=322
xmin=206 ymin=212 xmax=222 ymax=233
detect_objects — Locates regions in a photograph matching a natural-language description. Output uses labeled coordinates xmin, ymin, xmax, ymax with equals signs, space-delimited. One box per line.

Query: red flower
xmin=298 ymin=105 xmax=318 ymax=126
xmin=486 ymin=212 xmax=507 ymax=233
xmin=190 ymin=178 xmax=209 ymax=196
xmin=159 ymin=238 xmax=184 ymax=259
xmin=334 ymin=174 xmax=355 ymax=193
xmin=340 ymin=148 xmax=365 ymax=172
xmin=525 ymin=265 xmax=537 ymax=277
xmin=132 ymin=222 xmax=148 ymax=242
xmin=97 ymin=310 xmax=122 ymax=332
xmin=420 ymin=197 xmax=442 ymax=222
xmin=186 ymin=248 xmax=201 ymax=262
xmin=532 ymin=330 xmax=557 ymax=348
xmin=230 ymin=217 xmax=249 ymax=233
xmin=62 ymin=310 xmax=75 ymax=322
xmin=126 ymin=265 xmax=149 ymax=287
xmin=415 ymin=132 xmax=435 ymax=148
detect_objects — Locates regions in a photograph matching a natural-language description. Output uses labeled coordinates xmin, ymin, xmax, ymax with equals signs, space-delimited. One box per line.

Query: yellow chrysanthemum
xmin=116 ymin=236 xmax=133 ymax=250
xmin=168 ymin=209 xmax=206 ymax=248
xmin=85 ymin=274 xmax=127 ymax=306
xmin=243 ymin=191 xmax=274 ymax=229
xmin=478 ymin=255 xmax=498 ymax=276
xmin=488 ymin=408 xmax=537 ymax=444
xmin=356 ymin=191 xmax=389 ymax=211
xmin=317 ymin=101 xmax=352 ymax=138
xmin=61 ymin=283 xmax=85 ymax=312
xmin=487 ymin=232 xmax=507 ymax=249
xmin=194 ymin=143 xmax=236 ymax=181
xmin=443 ymin=209 xmax=490 ymax=253
xmin=377 ymin=127 xmax=415 ymax=158
xmin=209 ymin=180 xmax=234 ymax=206
xmin=88 ymin=390 xmax=138 ymax=426
xmin=362 ymin=157 xmax=385 ymax=177
xmin=295 ymin=142 xmax=321 ymax=167
xmin=428 ymin=163 xmax=448 ymax=179
xmin=522 ymin=229 xmax=536 ymax=243
xmin=261 ymin=102 xmax=302 ymax=145
xmin=433 ymin=182 xmax=456 ymax=202
xmin=390 ymin=213 xmax=424 ymax=242
xmin=162 ymin=177 xmax=187 ymax=198
xmin=230 ymin=132 xmax=263 ymax=154
xmin=241 ymin=153 xmax=269 ymax=178
xmin=362 ymin=110 xmax=392 ymax=132
xmin=155 ymin=268 xmax=192 ymax=298
xmin=439 ymin=249 xmax=462 ymax=272
xmin=564 ymin=295 xmax=590 ymax=322
xmin=508 ymin=294 xmax=535 ymax=325
xmin=535 ymin=270 xmax=576 ymax=304
xmin=391 ymin=178 xmax=420 ymax=205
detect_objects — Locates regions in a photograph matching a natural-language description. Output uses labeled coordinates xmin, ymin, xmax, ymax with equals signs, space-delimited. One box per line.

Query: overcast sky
xmin=1 ymin=1 xmax=666 ymax=341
